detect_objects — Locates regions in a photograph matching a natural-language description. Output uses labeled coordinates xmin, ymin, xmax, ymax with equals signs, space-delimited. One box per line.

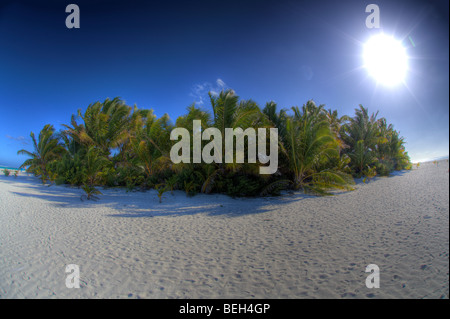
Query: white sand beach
xmin=0 ymin=161 xmax=448 ymax=299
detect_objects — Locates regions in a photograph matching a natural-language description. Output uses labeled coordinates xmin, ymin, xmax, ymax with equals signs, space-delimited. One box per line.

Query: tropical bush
xmin=80 ymin=184 xmax=102 ymax=201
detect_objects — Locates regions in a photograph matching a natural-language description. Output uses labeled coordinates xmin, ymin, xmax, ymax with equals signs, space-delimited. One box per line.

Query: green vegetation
xmin=17 ymin=92 xmax=411 ymax=199
xmin=17 ymin=124 xmax=65 ymax=184
xmin=155 ymin=183 xmax=169 ymax=203
xmin=80 ymin=184 xmax=102 ymax=201
xmin=340 ymin=105 xmax=412 ymax=177
xmin=3 ymin=169 xmax=11 ymax=177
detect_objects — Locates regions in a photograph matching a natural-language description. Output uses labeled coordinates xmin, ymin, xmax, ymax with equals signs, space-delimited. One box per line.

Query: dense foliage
xmin=18 ymin=91 xmax=412 ymax=199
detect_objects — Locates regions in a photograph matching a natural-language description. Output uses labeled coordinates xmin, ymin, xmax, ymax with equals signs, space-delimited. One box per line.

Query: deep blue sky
xmin=0 ymin=0 xmax=448 ymax=167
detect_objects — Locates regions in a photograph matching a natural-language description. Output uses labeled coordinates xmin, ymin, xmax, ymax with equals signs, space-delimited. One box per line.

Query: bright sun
xmin=363 ymin=34 xmax=408 ymax=86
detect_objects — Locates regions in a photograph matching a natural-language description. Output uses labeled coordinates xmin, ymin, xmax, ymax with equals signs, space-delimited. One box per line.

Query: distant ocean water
xmin=0 ymin=165 xmax=25 ymax=171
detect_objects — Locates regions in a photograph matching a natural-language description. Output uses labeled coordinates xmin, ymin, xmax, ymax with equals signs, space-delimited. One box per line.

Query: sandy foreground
xmin=0 ymin=161 xmax=448 ymax=299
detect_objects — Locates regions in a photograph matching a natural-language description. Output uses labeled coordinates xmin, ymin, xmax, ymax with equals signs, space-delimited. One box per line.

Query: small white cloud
xmin=189 ymin=82 xmax=210 ymax=105
xmin=216 ymin=78 xmax=226 ymax=88
xmin=190 ymin=78 xmax=228 ymax=105
xmin=5 ymin=135 xmax=28 ymax=145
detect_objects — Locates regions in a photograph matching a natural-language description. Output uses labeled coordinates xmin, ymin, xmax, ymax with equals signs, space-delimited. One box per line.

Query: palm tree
xmin=174 ymin=103 xmax=214 ymax=192
xmin=83 ymin=146 xmax=110 ymax=186
xmin=324 ymin=108 xmax=350 ymax=152
xmin=130 ymin=113 xmax=173 ymax=178
xmin=63 ymin=97 xmax=132 ymax=157
xmin=201 ymin=90 xmax=265 ymax=192
xmin=262 ymin=101 xmax=288 ymax=141
xmin=374 ymin=118 xmax=411 ymax=173
xmin=80 ymin=146 xmax=111 ymax=200
xmin=17 ymin=124 xmax=65 ymax=183
xmin=340 ymin=105 xmax=381 ymax=176
xmin=281 ymin=101 xmax=354 ymax=194
xmin=209 ymin=90 xmax=264 ymax=157
xmin=175 ymin=103 xmax=212 ymax=132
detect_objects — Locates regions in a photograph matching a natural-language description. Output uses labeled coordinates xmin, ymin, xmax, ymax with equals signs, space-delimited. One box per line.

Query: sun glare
xmin=363 ymin=34 xmax=408 ymax=86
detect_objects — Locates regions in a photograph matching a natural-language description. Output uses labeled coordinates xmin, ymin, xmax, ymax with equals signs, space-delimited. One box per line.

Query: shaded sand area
xmin=0 ymin=161 xmax=448 ymax=299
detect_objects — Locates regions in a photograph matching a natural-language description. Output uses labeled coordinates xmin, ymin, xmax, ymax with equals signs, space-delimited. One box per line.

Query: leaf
xmin=260 ymin=179 xmax=292 ymax=196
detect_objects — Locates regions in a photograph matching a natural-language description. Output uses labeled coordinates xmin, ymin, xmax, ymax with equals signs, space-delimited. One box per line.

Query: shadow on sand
xmin=352 ymin=168 xmax=412 ymax=186
xmin=3 ymin=169 xmax=413 ymax=219
xmin=3 ymin=175 xmax=316 ymax=219
xmin=6 ymin=168 xmax=413 ymax=219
